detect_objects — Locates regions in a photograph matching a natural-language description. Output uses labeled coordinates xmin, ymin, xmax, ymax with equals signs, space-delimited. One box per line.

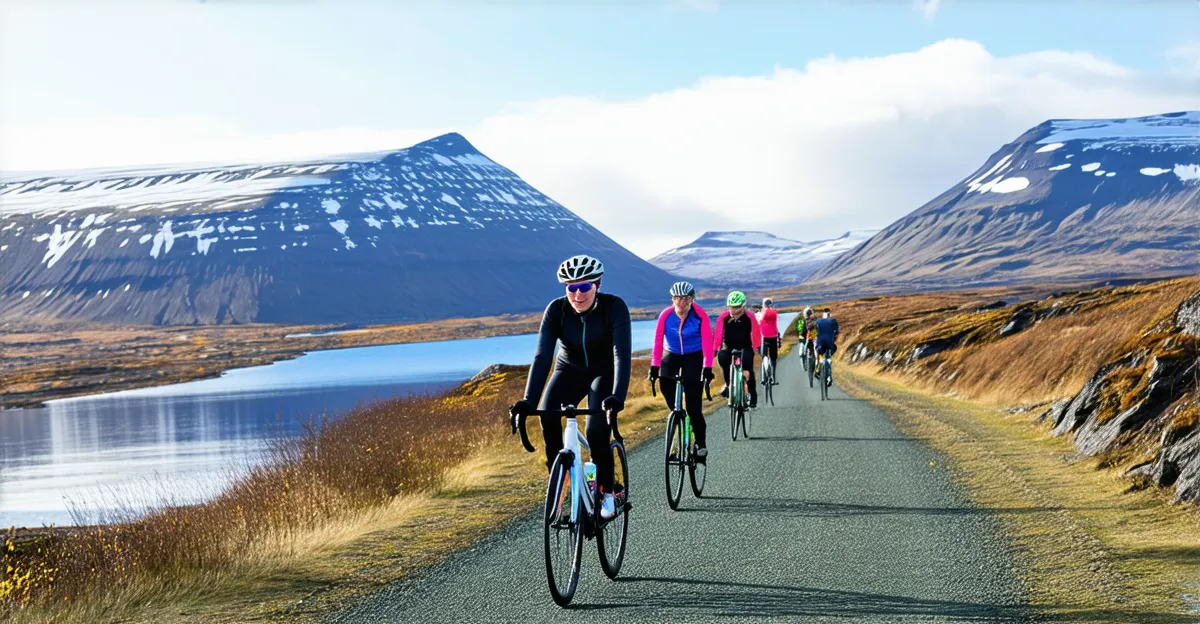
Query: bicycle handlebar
xmin=511 ymin=405 xmax=623 ymax=453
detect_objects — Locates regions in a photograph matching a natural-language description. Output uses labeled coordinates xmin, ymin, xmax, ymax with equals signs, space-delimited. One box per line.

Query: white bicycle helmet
xmin=670 ymin=281 xmax=696 ymax=297
xmin=804 ymin=306 xmax=813 ymax=317
xmin=557 ymin=255 xmax=605 ymax=283
xmin=763 ymin=297 xmax=773 ymax=306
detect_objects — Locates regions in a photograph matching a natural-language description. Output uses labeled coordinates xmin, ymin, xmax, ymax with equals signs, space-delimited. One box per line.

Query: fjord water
xmin=1 ymin=313 xmax=796 ymax=527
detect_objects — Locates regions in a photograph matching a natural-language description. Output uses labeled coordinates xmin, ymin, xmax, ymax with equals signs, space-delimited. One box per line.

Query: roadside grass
xmin=836 ymin=277 xmax=1200 ymax=407
xmin=839 ymin=367 xmax=1200 ymax=623
xmin=1 ymin=357 xmax=722 ymax=623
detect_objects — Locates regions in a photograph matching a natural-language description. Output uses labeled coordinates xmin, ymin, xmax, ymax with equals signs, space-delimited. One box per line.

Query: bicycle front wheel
xmin=598 ymin=441 xmax=629 ymax=579
xmin=664 ymin=412 xmax=685 ymax=510
xmin=689 ymin=446 xmax=706 ymax=498
xmin=730 ymin=402 xmax=739 ymax=441
xmin=544 ymin=453 xmax=583 ymax=606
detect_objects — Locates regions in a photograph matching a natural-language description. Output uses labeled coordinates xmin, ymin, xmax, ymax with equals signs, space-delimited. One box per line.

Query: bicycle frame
xmin=563 ymin=414 xmax=595 ymax=522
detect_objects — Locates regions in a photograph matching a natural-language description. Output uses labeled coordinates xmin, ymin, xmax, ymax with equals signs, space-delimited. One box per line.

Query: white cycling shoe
xmin=600 ymin=493 xmax=616 ymax=520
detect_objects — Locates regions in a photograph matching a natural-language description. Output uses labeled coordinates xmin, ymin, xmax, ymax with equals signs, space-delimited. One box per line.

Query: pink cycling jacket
xmin=757 ymin=308 xmax=779 ymax=338
xmin=651 ymin=303 xmax=714 ymax=368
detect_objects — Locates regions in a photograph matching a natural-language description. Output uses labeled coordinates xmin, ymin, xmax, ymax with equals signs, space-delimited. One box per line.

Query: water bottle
xmin=584 ymin=462 xmax=597 ymax=495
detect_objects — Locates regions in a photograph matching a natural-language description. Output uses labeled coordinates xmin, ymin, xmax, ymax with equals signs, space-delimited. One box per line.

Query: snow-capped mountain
xmin=810 ymin=111 xmax=1200 ymax=291
xmin=650 ymin=230 xmax=878 ymax=288
xmin=0 ymin=134 xmax=677 ymax=325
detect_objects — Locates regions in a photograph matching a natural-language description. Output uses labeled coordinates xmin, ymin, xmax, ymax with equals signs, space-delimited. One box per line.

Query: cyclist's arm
xmin=712 ymin=312 xmax=727 ymax=354
xmin=650 ymin=307 xmax=670 ymax=367
xmin=748 ymin=311 xmax=762 ymax=351
xmin=610 ymin=297 xmax=633 ymax=400
xmin=695 ymin=304 xmax=715 ymax=368
xmin=522 ymin=300 xmax=560 ymax=405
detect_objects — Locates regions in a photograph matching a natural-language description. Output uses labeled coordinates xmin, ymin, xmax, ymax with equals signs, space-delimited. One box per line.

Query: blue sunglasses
xmin=566 ymin=282 xmax=596 ymax=293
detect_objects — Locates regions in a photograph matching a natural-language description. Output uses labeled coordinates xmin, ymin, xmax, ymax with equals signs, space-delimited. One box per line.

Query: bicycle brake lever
xmin=517 ymin=414 xmax=535 ymax=453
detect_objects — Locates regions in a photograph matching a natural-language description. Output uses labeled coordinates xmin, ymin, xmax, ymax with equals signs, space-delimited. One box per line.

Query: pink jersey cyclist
xmin=649 ymin=281 xmax=716 ymax=456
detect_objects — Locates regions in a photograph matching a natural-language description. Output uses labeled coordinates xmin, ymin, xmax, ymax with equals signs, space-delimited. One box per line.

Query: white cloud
xmin=2 ymin=39 xmax=1195 ymax=259
xmin=1167 ymin=41 xmax=1200 ymax=76
xmin=914 ymin=0 xmax=941 ymax=21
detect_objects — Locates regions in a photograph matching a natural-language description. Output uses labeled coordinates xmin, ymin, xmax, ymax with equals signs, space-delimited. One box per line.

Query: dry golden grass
xmin=836 ymin=277 xmax=1200 ymax=407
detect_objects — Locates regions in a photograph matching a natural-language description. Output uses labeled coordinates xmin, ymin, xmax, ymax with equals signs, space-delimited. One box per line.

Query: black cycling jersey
xmin=523 ymin=292 xmax=633 ymax=406
xmin=719 ymin=312 xmax=756 ymax=350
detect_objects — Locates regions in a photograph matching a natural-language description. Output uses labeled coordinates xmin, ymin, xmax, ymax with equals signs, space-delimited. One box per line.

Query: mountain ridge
xmin=0 ymin=133 xmax=677 ymax=325
xmin=809 ymin=110 xmax=1200 ymax=291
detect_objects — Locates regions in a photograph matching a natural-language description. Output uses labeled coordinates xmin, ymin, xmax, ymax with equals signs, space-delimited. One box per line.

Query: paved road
xmin=329 ymin=351 xmax=1030 ymax=623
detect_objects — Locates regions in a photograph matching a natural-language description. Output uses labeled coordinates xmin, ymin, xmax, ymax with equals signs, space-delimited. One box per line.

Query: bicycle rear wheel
xmin=808 ymin=352 xmax=816 ymax=388
xmin=820 ymin=360 xmax=829 ymax=401
xmin=598 ymin=441 xmax=629 ymax=579
xmin=544 ymin=454 xmax=583 ymax=606
xmin=741 ymin=403 xmax=750 ymax=438
xmin=664 ymin=412 xmax=685 ymax=510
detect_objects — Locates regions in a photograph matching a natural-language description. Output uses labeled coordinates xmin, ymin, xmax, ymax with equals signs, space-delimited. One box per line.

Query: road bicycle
xmin=760 ymin=341 xmax=777 ymax=407
xmin=513 ymin=405 xmax=630 ymax=607
xmin=651 ymin=373 xmax=711 ymax=510
xmin=729 ymin=353 xmax=751 ymax=440
xmin=818 ymin=350 xmax=833 ymax=401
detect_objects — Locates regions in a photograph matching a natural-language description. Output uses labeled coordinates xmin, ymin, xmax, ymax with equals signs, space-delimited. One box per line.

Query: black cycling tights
xmin=660 ymin=351 xmax=706 ymax=447
xmin=539 ymin=369 xmax=615 ymax=490
xmin=718 ymin=348 xmax=758 ymax=406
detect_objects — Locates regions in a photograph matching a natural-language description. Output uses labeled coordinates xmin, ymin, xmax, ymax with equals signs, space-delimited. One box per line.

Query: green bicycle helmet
xmin=726 ymin=290 xmax=746 ymax=307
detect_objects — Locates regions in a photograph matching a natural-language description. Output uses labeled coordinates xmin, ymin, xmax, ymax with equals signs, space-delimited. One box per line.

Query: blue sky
xmin=2 ymin=1 xmax=1198 ymax=255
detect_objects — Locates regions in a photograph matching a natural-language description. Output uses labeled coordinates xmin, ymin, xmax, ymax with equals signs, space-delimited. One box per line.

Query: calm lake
xmin=0 ymin=312 xmax=795 ymax=527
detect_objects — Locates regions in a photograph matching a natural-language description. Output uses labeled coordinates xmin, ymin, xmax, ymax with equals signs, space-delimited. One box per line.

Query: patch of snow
xmin=322 ymin=199 xmax=341 ymax=215
xmin=1175 ymin=164 xmax=1200 ymax=182
xmin=1094 ymin=170 xmax=1106 ymax=176
xmin=989 ymin=177 xmax=1030 ymax=193
xmin=150 ymin=221 xmax=176 ymax=258
xmin=42 ymin=224 xmax=84 ymax=268
xmin=22 ymin=291 xmax=29 ymax=299
xmin=0 ymin=245 xmax=6 ymax=252
xmin=383 ymin=194 xmax=406 ymax=210
xmin=138 ymin=234 xmax=152 ymax=244
xmin=329 ymin=220 xmax=348 ymax=234
xmin=1140 ymin=167 xmax=1171 ymax=177
xmin=1048 ymin=164 xmax=1071 ymax=171
xmin=440 ymin=193 xmax=462 ymax=208
xmin=81 ymin=214 xmax=96 ymax=229
xmin=476 ymin=193 xmax=493 ymax=202
xmin=84 ymin=227 xmax=106 ymax=249
xmin=293 ymin=224 xmax=310 ymax=232
xmin=120 ymin=238 xmax=129 ymax=247
xmin=432 ymin=154 xmax=456 ymax=166
xmin=364 ymin=216 xmax=382 ymax=229
xmin=1081 ymin=162 xmax=1102 ymax=172
xmin=1038 ymin=111 xmax=1200 ymax=149
xmin=1035 ymin=143 xmax=1064 ymax=153
xmin=968 ymin=154 xmax=1013 ymax=190
xmin=1105 ymin=172 xmax=1116 ymax=177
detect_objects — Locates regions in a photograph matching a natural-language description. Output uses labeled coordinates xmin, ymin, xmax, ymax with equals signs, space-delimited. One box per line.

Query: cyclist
xmin=814 ymin=307 xmax=840 ymax=388
xmin=649 ymin=281 xmax=715 ymax=461
xmin=756 ymin=297 xmax=780 ymax=385
xmin=713 ymin=290 xmax=762 ymax=409
xmin=508 ymin=255 xmax=632 ymax=520
xmin=797 ymin=306 xmax=815 ymax=365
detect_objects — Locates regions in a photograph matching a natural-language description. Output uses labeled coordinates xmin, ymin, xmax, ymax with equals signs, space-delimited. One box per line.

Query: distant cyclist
xmin=649 ymin=281 xmax=715 ymax=460
xmin=797 ymin=306 xmax=815 ymax=363
xmin=814 ymin=307 xmax=840 ymax=388
xmin=756 ymin=297 xmax=780 ymax=385
xmin=713 ymin=290 xmax=762 ymax=408
xmin=508 ymin=255 xmax=631 ymax=520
